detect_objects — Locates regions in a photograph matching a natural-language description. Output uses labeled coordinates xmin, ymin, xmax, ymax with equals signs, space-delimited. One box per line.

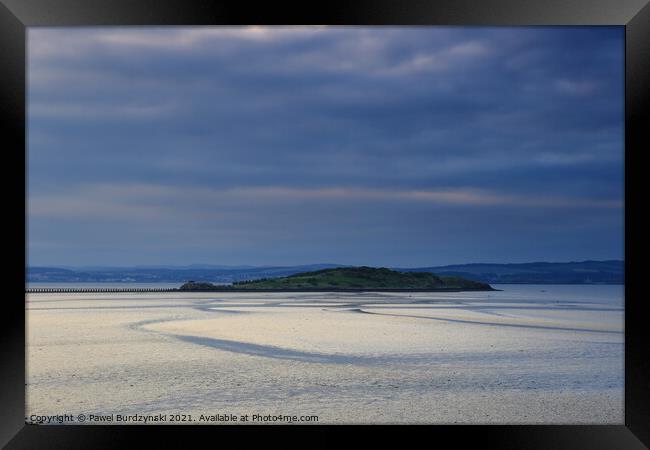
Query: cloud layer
xmin=27 ymin=26 xmax=624 ymax=266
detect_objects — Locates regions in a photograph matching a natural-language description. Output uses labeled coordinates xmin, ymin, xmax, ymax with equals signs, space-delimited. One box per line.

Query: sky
xmin=27 ymin=26 xmax=624 ymax=268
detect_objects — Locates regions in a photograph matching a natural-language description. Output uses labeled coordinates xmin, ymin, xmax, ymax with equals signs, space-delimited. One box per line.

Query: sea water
xmin=26 ymin=284 xmax=624 ymax=424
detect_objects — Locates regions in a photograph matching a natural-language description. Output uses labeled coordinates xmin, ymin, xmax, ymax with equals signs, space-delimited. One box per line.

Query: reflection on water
xmin=26 ymin=284 xmax=624 ymax=424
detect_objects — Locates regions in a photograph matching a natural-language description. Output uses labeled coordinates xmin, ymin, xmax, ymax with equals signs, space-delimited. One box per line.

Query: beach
xmin=26 ymin=285 xmax=623 ymax=424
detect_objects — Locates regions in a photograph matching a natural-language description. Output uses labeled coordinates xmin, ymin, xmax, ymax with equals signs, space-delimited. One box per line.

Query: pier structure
xmin=25 ymin=287 xmax=179 ymax=293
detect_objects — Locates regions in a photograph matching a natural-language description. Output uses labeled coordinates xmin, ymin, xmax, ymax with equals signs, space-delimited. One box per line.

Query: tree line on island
xmin=179 ymin=266 xmax=495 ymax=292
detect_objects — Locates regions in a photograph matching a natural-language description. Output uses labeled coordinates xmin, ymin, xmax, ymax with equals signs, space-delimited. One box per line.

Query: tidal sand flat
xmin=26 ymin=285 xmax=623 ymax=424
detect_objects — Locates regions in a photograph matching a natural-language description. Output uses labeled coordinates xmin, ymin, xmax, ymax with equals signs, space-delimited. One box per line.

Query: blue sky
xmin=27 ymin=26 xmax=624 ymax=267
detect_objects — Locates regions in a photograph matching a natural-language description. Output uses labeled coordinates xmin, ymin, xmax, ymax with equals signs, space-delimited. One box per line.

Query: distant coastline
xmin=27 ymin=260 xmax=624 ymax=285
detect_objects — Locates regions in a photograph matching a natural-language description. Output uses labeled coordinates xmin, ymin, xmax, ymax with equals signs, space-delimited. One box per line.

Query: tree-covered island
xmin=180 ymin=266 xmax=495 ymax=291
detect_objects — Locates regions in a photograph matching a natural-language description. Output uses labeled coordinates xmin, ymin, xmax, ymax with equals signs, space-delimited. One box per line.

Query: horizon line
xmin=27 ymin=259 xmax=625 ymax=270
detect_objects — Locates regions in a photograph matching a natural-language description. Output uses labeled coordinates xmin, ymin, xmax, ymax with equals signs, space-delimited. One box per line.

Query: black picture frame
xmin=2 ymin=0 xmax=648 ymax=447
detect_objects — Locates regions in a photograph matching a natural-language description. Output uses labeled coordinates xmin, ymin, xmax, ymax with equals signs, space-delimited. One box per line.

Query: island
xmin=179 ymin=266 xmax=495 ymax=292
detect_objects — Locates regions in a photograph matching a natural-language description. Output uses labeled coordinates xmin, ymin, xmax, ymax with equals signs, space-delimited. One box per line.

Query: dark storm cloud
xmin=27 ymin=26 xmax=623 ymax=266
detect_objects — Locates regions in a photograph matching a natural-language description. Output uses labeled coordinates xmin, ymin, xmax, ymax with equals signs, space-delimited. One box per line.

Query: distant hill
xmin=398 ymin=260 xmax=624 ymax=284
xmin=27 ymin=260 xmax=623 ymax=285
xmin=185 ymin=267 xmax=495 ymax=291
